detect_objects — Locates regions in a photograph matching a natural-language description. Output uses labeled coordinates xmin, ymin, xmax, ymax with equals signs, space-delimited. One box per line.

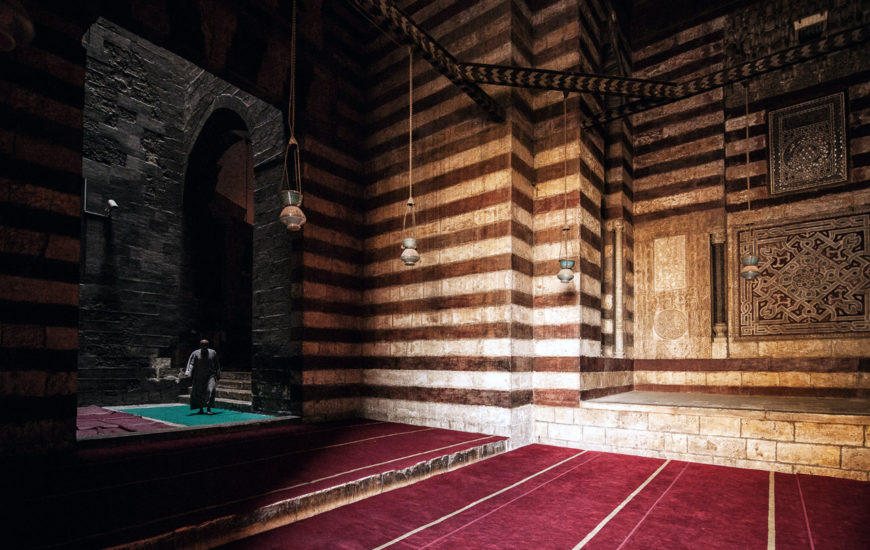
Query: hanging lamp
xmin=740 ymin=83 xmax=760 ymax=281
xmin=557 ymin=92 xmax=575 ymax=283
xmin=279 ymin=0 xmax=307 ymax=231
xmin=400 ymin=47 xmax=420 ymax=266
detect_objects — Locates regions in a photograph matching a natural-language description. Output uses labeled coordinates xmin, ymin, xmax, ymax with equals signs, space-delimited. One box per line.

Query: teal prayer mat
xmin=115 ymin=405 xmax=272 ymax=427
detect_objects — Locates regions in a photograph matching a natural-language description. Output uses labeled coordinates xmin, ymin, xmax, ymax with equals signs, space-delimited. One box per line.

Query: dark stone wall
xmin=79 ymin=19 xmax=284 ymax=407
xmin=79 ymin=20 xmax=191 ymax=405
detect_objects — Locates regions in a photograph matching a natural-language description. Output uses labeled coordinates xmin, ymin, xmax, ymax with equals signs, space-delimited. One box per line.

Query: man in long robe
xmin=185 ymin=339 xmax=221 ymax=414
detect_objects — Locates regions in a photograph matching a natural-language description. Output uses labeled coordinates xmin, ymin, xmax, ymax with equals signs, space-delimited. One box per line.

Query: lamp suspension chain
xmin=740 ymin=82 xmax=760 ymax=280
xmin=745 ymin=83 xmax=750 ymax=212
xmin=408 ymin=45 xmax=415 ymax=230
xmin=563 ymin=91 xmax=568 ymax=228
xmin=278 ymin=0 xmax=307 ymax=231
xmin=400 ymin=47 xmax=420 ymax=266
xmin=557 ymin=91 xmax=575 ymax=283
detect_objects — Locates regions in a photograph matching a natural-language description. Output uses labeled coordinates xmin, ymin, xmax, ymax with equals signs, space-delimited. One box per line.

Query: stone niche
xmin=78 ymin=19 xmax=294 ymax=412
xmin=634 ymin=213 xmax=715 ymax=359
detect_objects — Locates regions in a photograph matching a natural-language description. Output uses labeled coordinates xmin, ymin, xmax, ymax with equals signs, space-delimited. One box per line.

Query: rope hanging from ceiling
xmin=278 ymin=0 xmax=306 ymax=231
xmin=557 ymin=92 xmax=575 ymax=283
xmin=739 ymin=83 xmax=760 ymax=281
xmin=400 ymin=47 xmax=420 ymax=267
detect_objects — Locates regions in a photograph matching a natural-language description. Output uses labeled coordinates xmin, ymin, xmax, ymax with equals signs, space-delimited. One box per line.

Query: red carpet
xmin=404 ymin=453 xmax=666 ymax=549
xmin=222 ymin=445 xmax=586 ymax=550
xmin=76 ymin=405 xmax=174 ymax=438
xmin=223 ymin=445 xmax=870 ymax=550
xmin=4 ymin=419 xmax=505 ymax=549
xmin=794 ymin=473 xmax=870 ymax=549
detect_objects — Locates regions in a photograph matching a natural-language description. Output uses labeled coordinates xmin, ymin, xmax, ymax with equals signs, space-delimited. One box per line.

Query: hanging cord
xmin=402 ymin=47 xmax=416 ymax=238
xmin=560 ymin=91 xmax=570 ymax=259
xmin=282 ymin=0 xmax=302 ymax=194
xmin=744 ymin=82 xmax=751 ymax=213
xmin=563 ymin=91 xmax=569 ymax=227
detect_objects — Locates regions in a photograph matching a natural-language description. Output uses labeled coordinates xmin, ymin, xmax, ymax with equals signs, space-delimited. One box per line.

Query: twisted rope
xmin=402 ymin=47 xmax=416 ymax=238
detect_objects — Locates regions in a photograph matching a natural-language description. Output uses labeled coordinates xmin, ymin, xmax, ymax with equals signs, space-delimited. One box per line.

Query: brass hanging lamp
xmin=740 ymin=83 xmax=760 ymax=281
xmin=400 ymin=47 xmax=420 ymax=266
xmin=279 ymin=0 xmax=307 ymax=231
xmin=557 ymin=92 xmax=575 ymax=283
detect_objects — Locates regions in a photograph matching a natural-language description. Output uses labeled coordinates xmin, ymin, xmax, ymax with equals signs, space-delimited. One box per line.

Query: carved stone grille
xmin=768 ymin=92 xmax=848 ymax=195
xmin=735 ymin=210 xmax=870 ymax=338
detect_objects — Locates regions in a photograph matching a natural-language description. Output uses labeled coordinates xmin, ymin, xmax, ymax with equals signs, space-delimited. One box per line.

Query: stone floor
xmin=591 ymin=391 xmax=870 ymax=415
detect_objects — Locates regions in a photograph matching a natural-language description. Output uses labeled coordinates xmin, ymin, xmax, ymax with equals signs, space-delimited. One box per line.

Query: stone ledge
xmin=119 ymin=439 xmax=508 ymax=550
xmin=536 ymin=399 xmax=870 ymax=480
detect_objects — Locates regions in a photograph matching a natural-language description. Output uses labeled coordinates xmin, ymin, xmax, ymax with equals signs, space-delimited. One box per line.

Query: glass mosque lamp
xmin=740 ymin=253 xmax=760 ymax=280
xmin=279 ymin=189 xmax=306 ymax=231
xmin=557 ymin=226 xmax=575 ymax=283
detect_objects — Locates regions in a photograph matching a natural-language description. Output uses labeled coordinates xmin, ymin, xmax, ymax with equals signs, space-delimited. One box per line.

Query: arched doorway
xmin=183 ymin=109 xmax=253 ymax=372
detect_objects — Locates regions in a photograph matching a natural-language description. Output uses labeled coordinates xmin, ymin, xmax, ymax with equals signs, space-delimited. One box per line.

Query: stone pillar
xmin=611 ymin=219 xmax=625 ymax=359
xmin=710 ymin=229 xmax=728 ymax=358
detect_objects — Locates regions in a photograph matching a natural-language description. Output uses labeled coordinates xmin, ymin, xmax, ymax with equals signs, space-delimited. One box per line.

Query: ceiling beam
xmin=347 ymin=0 xmax=505 ymax=122
xmin=585 ymin=24 xmax=870 ymax=128
xmin=459 ymin=63 xmax=678 ymax=98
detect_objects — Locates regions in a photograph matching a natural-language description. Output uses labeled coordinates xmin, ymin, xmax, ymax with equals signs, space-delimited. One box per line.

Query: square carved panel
xmin=735 ymin=210 xmax=870 ymax=339
xmin=768 ymin=92 xmax=848 ymax=195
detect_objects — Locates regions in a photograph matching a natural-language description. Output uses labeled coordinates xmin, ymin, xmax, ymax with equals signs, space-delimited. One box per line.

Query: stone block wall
xmin=79 ymin=19 xmax=286 ymax=408
xmin=79 ymin=19 xmax=194 ymax=405
xmin=536 ymin=401 xmax=870 ymax=480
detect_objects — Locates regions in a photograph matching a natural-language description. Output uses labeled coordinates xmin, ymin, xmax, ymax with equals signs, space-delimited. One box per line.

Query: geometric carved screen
xmin=736 ymin=210 xmax=870 ymax=338
xmin=768 ymin=92 xmax=848 ymax=195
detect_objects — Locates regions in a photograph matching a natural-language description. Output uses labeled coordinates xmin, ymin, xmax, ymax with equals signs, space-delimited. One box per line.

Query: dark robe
xmin=185 ymin=348 xmax=221 ymax=410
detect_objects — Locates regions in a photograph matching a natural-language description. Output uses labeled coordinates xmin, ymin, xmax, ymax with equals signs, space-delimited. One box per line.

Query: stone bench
xmin=535 ymin=390 xmax=870 ymax=480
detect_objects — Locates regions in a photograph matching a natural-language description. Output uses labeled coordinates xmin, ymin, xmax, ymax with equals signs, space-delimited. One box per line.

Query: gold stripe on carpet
xmin=768 ymin=471 xmax=776 ymax=550
xmin=572 ymin=459 xmax=671 ymax=549
xmin=374 ymin=450 xmax=589 ymax=549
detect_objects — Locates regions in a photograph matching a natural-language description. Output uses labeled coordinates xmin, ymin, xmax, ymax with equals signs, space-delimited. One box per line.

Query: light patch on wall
xmin=654 ymin=235 xmax=687 ymax=292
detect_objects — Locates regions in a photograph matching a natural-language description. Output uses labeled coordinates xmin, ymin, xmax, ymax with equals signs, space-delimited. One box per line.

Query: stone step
xmin=217 ymin=378 xmax=250 ymax=391
xmin=219 ymin=371 xmax=251 ymax=382
xmin=125 ymin=432 xmax=506 ymax=549
xmin=216 ymin=388 xmax=252 ymax=402
xmin=177 ymin=394 xmax=252 ymax=413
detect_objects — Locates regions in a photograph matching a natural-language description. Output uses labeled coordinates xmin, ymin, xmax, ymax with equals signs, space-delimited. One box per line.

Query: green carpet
xmin=115 ymin=405 xmax=272 ymax=427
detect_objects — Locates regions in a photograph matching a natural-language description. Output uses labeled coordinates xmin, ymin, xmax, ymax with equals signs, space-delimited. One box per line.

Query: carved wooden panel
xmin=735 ymin=210 xmax=870 ymax=339
xmin=768 ymin=92 xmax=848 ymax=195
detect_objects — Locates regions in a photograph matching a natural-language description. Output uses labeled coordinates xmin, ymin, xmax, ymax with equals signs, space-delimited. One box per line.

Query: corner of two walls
xmin=350 ymin=0 xmax=629 ymax=445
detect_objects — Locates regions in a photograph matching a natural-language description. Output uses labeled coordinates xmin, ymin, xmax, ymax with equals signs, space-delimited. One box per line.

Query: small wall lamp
xmin=82 ymin=178 xmax=118 ymax=219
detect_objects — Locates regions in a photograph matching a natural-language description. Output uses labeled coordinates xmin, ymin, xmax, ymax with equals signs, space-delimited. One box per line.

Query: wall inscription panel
xmin=768 ymin=93 xmax=848 ymax=195
xmin=736 ymin=210 xmax=870 ymax=338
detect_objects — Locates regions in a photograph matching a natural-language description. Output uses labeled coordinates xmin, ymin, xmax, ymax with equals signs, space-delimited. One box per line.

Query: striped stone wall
xmin=598 ymin=0 xmax=635 ymax=395
xmin=634 ymin=359 xmax=870 ymax=398
xmin=295 ymin=1 xmax=368 ymax=420
xmin=532 ymin=0 xmax=615 ymax=409
xmin=0 ymin=4 xmax=86 ymax=454
xmin=630 ymin=16 xmax=725 ymax=361
xmin=359 ymin=0 xmax=524 ymax=438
